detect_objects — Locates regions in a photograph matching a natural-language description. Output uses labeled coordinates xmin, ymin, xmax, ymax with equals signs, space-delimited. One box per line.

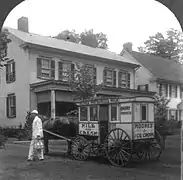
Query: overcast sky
xmin=3 ymin=0 xmax=182 ymax=53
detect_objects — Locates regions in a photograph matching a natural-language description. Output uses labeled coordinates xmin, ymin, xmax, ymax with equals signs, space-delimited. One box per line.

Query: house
xmin=120 ymin=42 xmax=183 ymax=121
xmin=0 ymin=17 xmax=155 ymax=127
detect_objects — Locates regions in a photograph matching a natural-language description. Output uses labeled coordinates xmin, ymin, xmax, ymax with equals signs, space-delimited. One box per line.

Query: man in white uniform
xmin=28 ymin=110 xmax=44 ymax=161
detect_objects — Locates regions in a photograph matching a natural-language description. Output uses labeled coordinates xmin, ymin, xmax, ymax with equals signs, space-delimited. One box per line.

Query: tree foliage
xmin=0 ymin=29 xmax=11 ymax=67
xmin=69 ymin=63 xmax=104 ymax=101
xmin=138 ymin=28 xmax=183 ymax=63
xmin=54 ymin=29 xmax=108 ymax=49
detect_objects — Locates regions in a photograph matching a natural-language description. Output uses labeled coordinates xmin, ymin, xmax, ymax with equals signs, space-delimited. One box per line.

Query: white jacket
xmin=32 ymin=116 xmax=43 ymax=139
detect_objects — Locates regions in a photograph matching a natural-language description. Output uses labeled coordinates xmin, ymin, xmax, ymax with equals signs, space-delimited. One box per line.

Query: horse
xmin=25 ymin=111 xmax=78 ymax=154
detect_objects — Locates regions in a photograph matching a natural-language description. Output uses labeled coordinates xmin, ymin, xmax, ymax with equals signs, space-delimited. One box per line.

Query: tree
xmin=54 ymin=29 xmax=108 ymax=49
xmin=0 ymin=29 xmax=11 ymax=67
xmin=53 ymin=29 xmax=80 ymax=43
xmin=69 ymin=63 xmax=104 ymax=101
xmin=138 ymin=28 xmax=183 ymax=63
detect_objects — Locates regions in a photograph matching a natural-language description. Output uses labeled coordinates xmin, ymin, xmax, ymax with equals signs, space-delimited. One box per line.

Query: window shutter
xmin=118 ymin=72 xmax=121 ymax=87
xmin=51 ymin=60 xmax=55 ymax=79
xmin=127 ymin=73 xmax=130 ymax=88
xmin=94 ymin=67 xmax=97 ymax=84
xmin=13 ymin=95 xmax=16 ymax=117
xmin=103 ymin=68 xmax=107 ymax=84
xmin=180 ymin=89 xmax=182 ymax=99
xmin=12 ymin=61 xmax=16 ymax=82
xmin=37 ymin=58 xmax=42 ymax=78
xmin=58 ymin=62 xmax=63 ymax=80
xmin=137 ymin=85 xmax=140 ymax=90
xmin=71 ymin=63 xmax=75 ymax=81
xmin=5 ymin=64 xmax=8 ymax=83
xmin=6 ymin=96 xmax=9 ymax=117
xmin=113 ymin=71 xmax=116 ymax=86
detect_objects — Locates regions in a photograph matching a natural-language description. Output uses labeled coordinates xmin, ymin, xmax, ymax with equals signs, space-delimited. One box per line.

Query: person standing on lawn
xmin=28 ymin=110 xmax=44 ymax=161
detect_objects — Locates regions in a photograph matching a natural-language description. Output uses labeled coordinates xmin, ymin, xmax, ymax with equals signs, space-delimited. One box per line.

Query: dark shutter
xmin=51 ymin=60 xmax=55 ymax=79
xmin=37 ymin=58 xmax=42 ymax=78
xmin=180 ymin=89 xmax=182 ymax=99
xmin=137 ymin=85 xmax=140 ymax=90
xmin=6 ymin=96 xmax=9 ymax=117
xmin=5 ymin=64 xmax=9 ymax=83
xmin=58 ymin=62 xmax=63 ymax=80
xmin=113 ymin=71 xmax=116 ymax=86
xmin=169 ymin=85 xmax=172 ymax=97
xmin=71 ymin=63 xmax=75 ymax=81
xmin=12 ymin=61 xmax=16 ymax=82
xmin=103 ymin=68 xmax=107 ymax=84
xmin=118 ymin=72 xmax=121 ymax=87
xmin=13 ymin=95 xmax=16 ymax=117
xmin=127 ymin=73 xmax=130 ymax=88
xmin=94 ymin=67 xmax=97 ymax=84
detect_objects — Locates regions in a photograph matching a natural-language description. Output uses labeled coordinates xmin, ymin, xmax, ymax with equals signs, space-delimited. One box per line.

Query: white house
xmin=120 ymin=42 xmax=183 ymax=121
xmin=0 ymin=17 xmax=155 ymax=127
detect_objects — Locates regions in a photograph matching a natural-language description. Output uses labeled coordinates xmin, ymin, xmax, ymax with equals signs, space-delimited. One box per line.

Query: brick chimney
xmin=18 ymin=17 xmax=29 ymax=33
xmin=123 ymin=42 xmax=133 ymax=53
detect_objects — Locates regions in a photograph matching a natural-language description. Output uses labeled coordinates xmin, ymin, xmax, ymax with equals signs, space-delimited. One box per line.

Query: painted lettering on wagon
xmin=134 ymin=123 xmax=154 ymax=140
xmin=79 ymin=123 xmax=99 ymax=136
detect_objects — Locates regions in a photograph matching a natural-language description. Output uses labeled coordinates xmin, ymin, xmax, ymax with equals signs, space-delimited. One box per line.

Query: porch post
xmin=51 ymin=89 xmax=56 ymax=119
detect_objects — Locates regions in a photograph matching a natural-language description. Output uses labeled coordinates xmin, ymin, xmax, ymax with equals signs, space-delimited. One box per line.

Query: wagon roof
xmin=76 ymin=96 xmax=155 ymax=106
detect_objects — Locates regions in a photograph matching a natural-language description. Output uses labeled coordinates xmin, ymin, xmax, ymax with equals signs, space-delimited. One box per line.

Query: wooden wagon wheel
xmin=71 ymin=136 xmax=91 ymax=161
xmin=104 ymin=128 xmax=132 ymax=167
xmin=91 ymin=141 xmax=105 ymax=157
xmin=136 ymin=130 xmax=163 ymax=161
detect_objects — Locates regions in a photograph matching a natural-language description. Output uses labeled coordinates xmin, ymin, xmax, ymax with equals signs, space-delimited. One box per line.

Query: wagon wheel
xmin=104 ymin=128 xmax=132 ymax=167
xmin=136 ymin=130 xmax=163 ymax=161
xmin=91 ymin=141 xmax=105 ymax=157
xmin=71 ymin=136 xmax=91 ymax=161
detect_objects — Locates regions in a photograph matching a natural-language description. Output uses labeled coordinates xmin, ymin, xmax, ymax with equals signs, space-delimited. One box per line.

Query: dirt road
xmin=0 ymin=135 xmax=181 ymax=180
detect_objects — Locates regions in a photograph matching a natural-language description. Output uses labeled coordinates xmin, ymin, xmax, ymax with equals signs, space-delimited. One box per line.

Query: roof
xmin=5 ymin=27 xmax=138 ymax=66
xmin=131 ymin=51 xmax=183 ymax=84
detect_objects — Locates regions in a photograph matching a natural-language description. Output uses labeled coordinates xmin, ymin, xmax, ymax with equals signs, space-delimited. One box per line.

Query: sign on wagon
xmin=79 ymin=123 xmax=99 ymax=136
xmin=134 ymin=122 xmax=154 ymax=140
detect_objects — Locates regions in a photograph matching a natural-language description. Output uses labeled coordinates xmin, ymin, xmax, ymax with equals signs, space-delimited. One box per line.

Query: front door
xmin=99 ymin=105 xmax=109 ymax=144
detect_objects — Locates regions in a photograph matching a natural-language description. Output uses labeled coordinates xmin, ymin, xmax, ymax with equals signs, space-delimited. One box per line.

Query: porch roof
xmin=30 ymin=80 xmax=156 ymax=96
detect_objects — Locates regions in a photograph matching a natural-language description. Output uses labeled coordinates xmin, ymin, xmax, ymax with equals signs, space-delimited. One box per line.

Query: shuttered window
xmin=84 ymin=64 xmax=97 ymax=84
xmin=37 ymin=57 xmax=55 ymax=79
xmin=58 ymin=61 xmax=75 ymax=82
xmin=118 ymin=71 xmax=130 ymax=89
xmin=6 ymin=60 xmax=16 ymax=83
xmin=6 ymin=93 xmax=16 ymax=118
xmin=103 ymin=68 xmax=116 ymax=87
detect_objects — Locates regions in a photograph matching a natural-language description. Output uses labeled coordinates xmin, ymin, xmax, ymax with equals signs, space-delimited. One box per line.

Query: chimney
xmin=18 ymin=17 xmax=29 ymax=33
xmin=123 ymin=42 xmax=133 ymax=53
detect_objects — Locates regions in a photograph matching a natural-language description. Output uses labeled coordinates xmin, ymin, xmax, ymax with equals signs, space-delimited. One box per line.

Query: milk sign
xmin=79 ymin=123 xmax=99 ymax=136
xmin=120 ymin=103 xmax=132 ymax=122
xmin=134 ymin=122 xmax=154 ymax=140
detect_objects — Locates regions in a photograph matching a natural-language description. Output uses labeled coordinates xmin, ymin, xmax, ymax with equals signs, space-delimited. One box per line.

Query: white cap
xmin=31 ymin=110 xmax=38 ymax=114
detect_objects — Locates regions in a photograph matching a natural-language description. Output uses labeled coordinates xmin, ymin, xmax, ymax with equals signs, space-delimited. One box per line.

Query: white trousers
xmin=28 ymin=139 xmax=44 ymax=160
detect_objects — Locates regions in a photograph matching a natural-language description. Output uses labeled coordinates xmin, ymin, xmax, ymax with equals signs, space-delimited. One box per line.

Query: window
xmin=80 ymin=106 xmax=87 ymax=121
xmin=90 ymin=106 xmax=98 ymax=121
xmin=118 ymin=71 xmax=130 ymax=89
xmin=6 ymin=60 xmax=15 ymax=83
xmin=37 ymin=57 xmax=55 ymax=79
xmin=111 ymin=104 xmax=117 ymax=121
xmin=6 ymin=94 xmax=16 ymax=118
xmin=84 ymin=64 xmax=97 ymax=84
xmin=58 ymin=61 xmax=75 ymax=82
xmin=137 ymin=84 xmax=148 ymax=91
xmin=141 ymin=104 xmax=147 ymax=121
xmin=159 ymin=83 xmax=165 ymax=95
xmin=103 ymin=68 xmax=116 ymax=86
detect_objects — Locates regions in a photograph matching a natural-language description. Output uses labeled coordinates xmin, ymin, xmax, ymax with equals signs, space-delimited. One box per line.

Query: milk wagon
xmin=70 ymin=96 xmax=163 ymax=167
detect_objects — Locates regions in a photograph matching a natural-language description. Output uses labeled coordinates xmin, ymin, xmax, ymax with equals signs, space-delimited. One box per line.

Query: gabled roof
xmin=131 ymin=51 xmax=183 ymax=84
xmin=5 ymin=27 xmax=138 ymax=67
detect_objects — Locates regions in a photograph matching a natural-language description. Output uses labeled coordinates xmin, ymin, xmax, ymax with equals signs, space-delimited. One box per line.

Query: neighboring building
xmin=0 ymin=17 xmax=155 ymax=127
xmin=120 ymin=42 xmax=183 ymax=121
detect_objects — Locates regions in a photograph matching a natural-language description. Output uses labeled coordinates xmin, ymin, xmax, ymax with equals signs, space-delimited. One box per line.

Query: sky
xmin=3 ymin=0 xmax=182 ymax=54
